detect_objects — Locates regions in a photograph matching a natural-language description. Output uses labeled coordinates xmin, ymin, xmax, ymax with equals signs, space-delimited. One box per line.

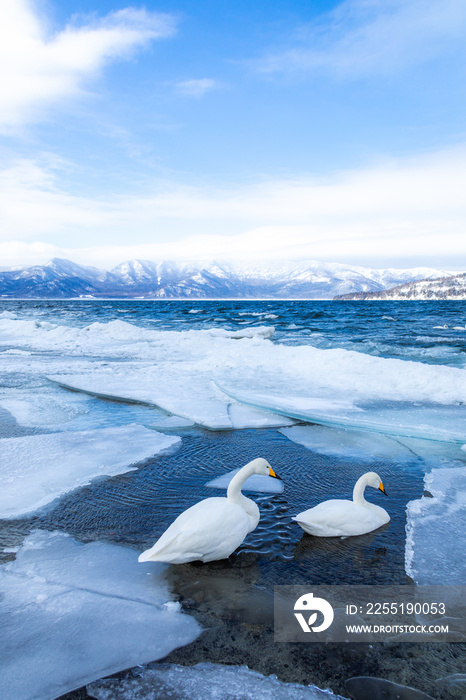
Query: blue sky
xmin=1 ymin=0 xmax=465 ymax=270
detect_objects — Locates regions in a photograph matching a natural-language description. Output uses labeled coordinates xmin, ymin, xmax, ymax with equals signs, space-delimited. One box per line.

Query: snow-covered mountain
xmin=0 ymin=258 xmax=458 ymax=299
xmin=335 ymin=272 xmax=466 ymax=300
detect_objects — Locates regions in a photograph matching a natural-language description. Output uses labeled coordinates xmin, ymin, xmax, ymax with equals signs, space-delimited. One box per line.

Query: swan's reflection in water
xmin=292 ymin=523 xmax=393 ymax=582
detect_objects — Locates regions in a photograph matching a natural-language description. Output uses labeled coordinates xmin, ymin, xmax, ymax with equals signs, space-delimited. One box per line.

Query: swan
xmin=292 ymin=471 xmax=389 ymax=537
xmin=138 ymin=458 xmax=280 ymax=564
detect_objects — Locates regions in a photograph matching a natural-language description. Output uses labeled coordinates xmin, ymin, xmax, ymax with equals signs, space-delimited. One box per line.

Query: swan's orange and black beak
xmin=379 ymin=482 xmax=388 ymax=496
xmin=268 ymin=467 xmax=281 ymax=480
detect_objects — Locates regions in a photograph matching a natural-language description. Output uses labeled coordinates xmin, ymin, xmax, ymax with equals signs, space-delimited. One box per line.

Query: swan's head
xmin=246 ymin=457 xmax=280 ymax=479
xmin=366 ymin=471 xmax=387 ymax=495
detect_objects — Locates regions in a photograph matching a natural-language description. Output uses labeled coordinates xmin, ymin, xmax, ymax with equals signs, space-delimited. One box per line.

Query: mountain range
xmin=336 ymin=271 xmax=466 ymax=300
xmin=0 ymin=258 xmax=459 ymax=300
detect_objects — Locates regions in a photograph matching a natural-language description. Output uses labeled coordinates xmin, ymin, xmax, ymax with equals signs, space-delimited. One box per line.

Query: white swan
xmin=138 ymin=458 xmax=279 ymax=564
xmin=292 ymin=471 xmax=389 ymax=537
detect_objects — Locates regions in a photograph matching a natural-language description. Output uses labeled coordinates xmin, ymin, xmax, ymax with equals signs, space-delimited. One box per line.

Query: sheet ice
xmin=405 ymin=466 xmax=466 ymax=584
xmin=0 ymin=531 xmax=201 ymax=700
xmin=0 ymin=391 xmax=194 ymax=431
xmin=2 ymin=315 xmax=466 ymax=433
xmin=279 ymin=426 xmax=466 ymax=463
xmin=47 ymin=372 xmax=294 ymax=431
xmin=0 ymin=425 xmax=180 ymax=519
xmin=220 ymin=386 xmax=466 ymax=443
xmin=87 ymin=662 xmax=344 ymax=700
xmin=206 ymin=467 xmax=284 ymax=493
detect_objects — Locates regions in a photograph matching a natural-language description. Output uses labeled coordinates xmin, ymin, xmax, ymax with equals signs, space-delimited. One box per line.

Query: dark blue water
xmin=1 ymin=298 xmax=466 ymax=365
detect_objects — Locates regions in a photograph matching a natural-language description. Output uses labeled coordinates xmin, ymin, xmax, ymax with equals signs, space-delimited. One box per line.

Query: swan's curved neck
xmin=352 ymin=474 xmax=385 ymax=517
xmin=227 ymin=463 xmax=256 ymax=503
xmin=352 ymin=474 xmax=370 ymax=506
xmin=227 ymin=462 xmax=260 ymax=524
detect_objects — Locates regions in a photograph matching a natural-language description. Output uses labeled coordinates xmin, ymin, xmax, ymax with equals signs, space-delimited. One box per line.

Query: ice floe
xmin=0 ymin=425 xmax=180 ymax=519
xmin=219 ymin=385 xmax=466 ymax=443
xmin=47 ymin=370 xmax=295 ymax=430
xmin=0 ymin=390 xmax=194 ymax=431
xmin=0 ymin=531 xmax=201 ymax=700
xmin=0 ymin=394 xmax=83 ymax=428
xmin=280 ymin=425 xmax=418 ymax=462
xmin=0 ymin=348 xmax=31 ymax=355
xmin=87 ymin=662 xmax=344 ymax=699
xmin=237 ymin=311 xmax=279 ymax=319
xmin=0 ymin=317 xmax=273 ymax=357
xmin=280 ymin=425 xmax=466 ymax=464
xmin=405 ymin=465 xmax=466 ymax=584
xmin=2 ymin=315 xmax=466 ymax=435
xmin=206 ymin=467 xmax=284 ymax=493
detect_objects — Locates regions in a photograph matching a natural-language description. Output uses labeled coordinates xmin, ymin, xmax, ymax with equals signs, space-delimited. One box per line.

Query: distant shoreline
xmin=2 ymin=296 xmax=465 ymax=302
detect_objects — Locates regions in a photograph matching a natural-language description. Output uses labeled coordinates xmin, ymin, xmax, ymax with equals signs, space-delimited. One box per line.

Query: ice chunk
xmin=0 ymin=348 xmax=31 ymax=355
xmin=405 ymin=466 xmax=466 ymax=584
xmin=206 ymin=467 xmax=284 ymax=493
xmin=0 ymin=395 xmax=81 ymax=427
xmin=87 ymin=662 xmax=344 ymax=699
xmin=154 ymin=415 xmax=195 ymax=429
xmin=0 ymin=532 xmax=201 ymax=700
xmin=280 ymin=425 xmax=418 ymax=462
xmin=3 ymin=315 xmax=466 ymax=437
xmin=0 ymin=425 xmax=181 ymax=519
xmin=218 ymin=385 xmax=466 ymax=444
xmin=47 ymin=372 xmax=294 ymax=431
xmin=0 ymin=390 xmax=194 ymax=431
xmin=281 ymin=426 xmax=465 ymax=463
xmin=207 ymin=326 xmax=275 ymax=339
xmin=0 ymin=317 xmax=272 ymax=355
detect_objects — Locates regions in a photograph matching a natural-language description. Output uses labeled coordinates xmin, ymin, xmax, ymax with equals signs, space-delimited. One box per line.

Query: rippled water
xmin=0 ymin=426 xmax=423 ymax=586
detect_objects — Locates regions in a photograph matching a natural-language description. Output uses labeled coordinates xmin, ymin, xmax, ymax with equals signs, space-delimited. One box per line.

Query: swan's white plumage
xmin=292 ymin=471 xmax=390 ymax=537
xmin=138 ymin=458 xmax=277 ymax=564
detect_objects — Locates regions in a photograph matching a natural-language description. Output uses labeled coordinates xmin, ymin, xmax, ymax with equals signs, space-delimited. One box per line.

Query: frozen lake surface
xmin=0 ymin=299 xmax=464 ymax=699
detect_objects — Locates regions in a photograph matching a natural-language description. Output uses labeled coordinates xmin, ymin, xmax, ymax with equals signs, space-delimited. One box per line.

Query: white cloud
xmin=255 ymin=0 xmax=466 ymax=77
xmin=175 ymin=79 xmax=218 ymax=97
xmin=0 ymin=1 xmax=176 ymax=131
xmin=0 ymin=144 xmax=466 ymax=268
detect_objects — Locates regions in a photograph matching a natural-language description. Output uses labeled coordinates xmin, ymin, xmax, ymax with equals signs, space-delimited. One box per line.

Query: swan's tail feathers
xmin=138 ymin=541 xmax=178 ymax=563
xmin=292 ymin=517 xmax=330 ymax=536
xmin=138 ymin=547 xmax=160 ymax=563
xmin=138 ymin=538 xmax=204 ymax=564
